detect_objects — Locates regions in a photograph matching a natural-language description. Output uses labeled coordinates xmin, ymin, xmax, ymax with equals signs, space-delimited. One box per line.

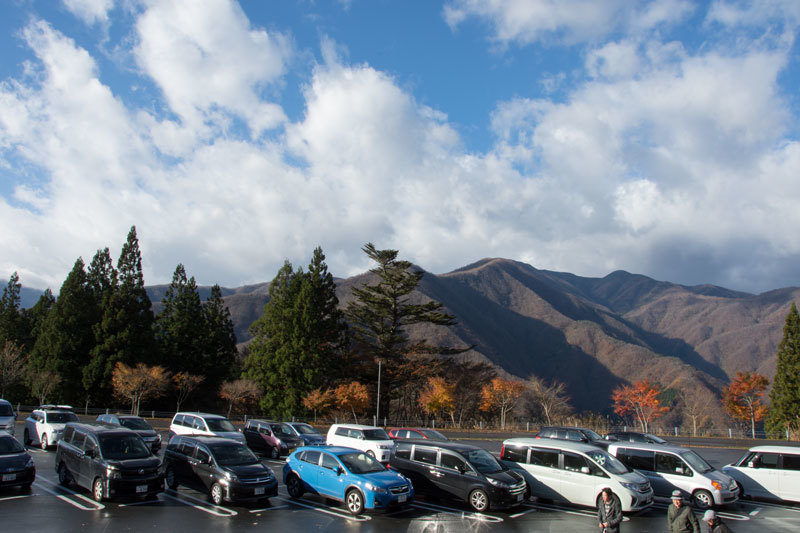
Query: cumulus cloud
xmin=61 ymin=0 xmax=114 ymax=25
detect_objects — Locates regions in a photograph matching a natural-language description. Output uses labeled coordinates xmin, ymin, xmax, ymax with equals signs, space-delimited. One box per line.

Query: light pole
xmin=376 ymin=359 xmax=382 ymax=425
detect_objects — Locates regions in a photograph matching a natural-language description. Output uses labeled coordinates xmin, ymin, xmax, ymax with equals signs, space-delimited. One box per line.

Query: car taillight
xmin=500 ymin=445 xmax=505 ymax=459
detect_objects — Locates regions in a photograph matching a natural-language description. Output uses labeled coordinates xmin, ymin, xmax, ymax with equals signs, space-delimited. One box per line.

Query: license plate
xmin=517 ymin=494 xmax=523 ymax=501
xmin=2 ymin=474 xmax=16 ymax=481
xmin=398 ymin=494 xmax=407 ymax=503
xmin=136 ymin=485 xmax=148 ymax=493
xmin=255 ymin=487 xmax=265 ymax=496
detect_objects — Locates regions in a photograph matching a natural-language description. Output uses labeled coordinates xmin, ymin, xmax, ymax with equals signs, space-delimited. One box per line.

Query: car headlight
xmin=25 ymin=457 xmax=35 ymax=469
xmin=487 ymin=478 xmax=509 ymax=489
xmin=275 ymin=439 xmax=284 ymax=447
xmin=365 ymin=482 xmax=388 ymax=494
xmin=224 ymin=470 xmax=238 ymax=483
xmin=711 ymin=481 xmax=723 ymax=492
xmin=620 ymin=482 xmax=639 ymax=491
xmin=106 ymin=466 xmax=121 ymax=479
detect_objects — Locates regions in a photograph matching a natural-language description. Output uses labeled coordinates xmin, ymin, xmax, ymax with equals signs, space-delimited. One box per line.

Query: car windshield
xmin=586 ymin=449 xmax=631 ymax=475
xmin=206 ymin=418 xmax=236 ymax=432
xmin=119 ymin=418 xmax=152 ymax=431
xmin=466 ymin=449 xmax=503 ymax=475
xmin=584 ymin=429 xmax=603 ymax=440
xmin=420 ymin=430 xmax=448 ymax=441
xmin=339 ymin=452 xmax=386 ymax=474
xmin=0 ymin=404 xmax=13 ymax=416
xmin=645 ymin=433 xmax=667 ymax=444
xmin=270 ymin=424 xmax=295 ymax=437
xmin=292 ymin=423 xmax=321 ymax=436
xmin=211 ymin=444 xmax=259 ymax=466
xmin=363 ymin=429 xmax=390 ymax=440
xmin=99 ymin=435 xmax=151 ymax=460
xmin=0 ymin=436 xmax=25 ymax=454
xmin=45 ymin=412 xmax=79 ymax=423
xmin=681 ymin=450 xmax=713 ymax=474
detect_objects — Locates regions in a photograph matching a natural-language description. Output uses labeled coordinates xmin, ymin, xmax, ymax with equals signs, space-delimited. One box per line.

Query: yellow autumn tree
xmin=112 ymin=362 xmax=170 ymax=416
xmin=303 ymin=387 xmax=335 ymax=423
xmin=334 ymin=381 xmax=369 ymax=423
xmin=418 ymin=376 xmax=456 ymax=426
xmin=479 ymin=378 xmax=525 ymax=429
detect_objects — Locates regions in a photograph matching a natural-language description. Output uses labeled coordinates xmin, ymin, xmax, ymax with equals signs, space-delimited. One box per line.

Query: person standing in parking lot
xmin=703 ymin=510 xmax=732 ymax=533
xmin=667 ymin=490 xmax=700 ymax=533
xmin=597 ymin=487 xmax=622 ymax=533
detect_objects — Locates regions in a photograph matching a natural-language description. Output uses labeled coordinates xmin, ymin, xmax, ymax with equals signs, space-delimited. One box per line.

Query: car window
xmin=566 ymin=430 xmax=583 ymax=441
xmin=657 ymin=453 xmax=691 ymax=476
xmin=206 ymin=418 xmax=236 ymax=432
xmin=45 ymin=412 xmax=79 ymax=424
xmin=335 ymin=427 xmax=349 ymax=437
xmin=271 ymin=424 xmax=294 ymax=437
xmin=71 ymin=431 xmax=86 ymax=449
xmin=340 ymin=452 xmax=385 ymax=474
xmin=441 ymin=452 xmax=471 ymax=473
xmin=177 ymin=441 xmax=195 ymax=457
xmin=413 ymin=447 xmax=438 ymax=465
xmin=0 ymin=435 xmax=24 ymax=454
xmin=259 ymin=425 xmax=270 ymax=435
xmin=321 ymin=453 xmax=340 ymax=470
xmin=349 ymin=429 xmax=363 ymax=439
xmin=301 ymin=450 xmax=321 ymax=465
xmin=63 ymin=426 xmax=75 ymax=442
xmin=420 ymin=430 xmax=447 ymax=441
xmin=586 ymin=449 xmax=630 ymax=475
xmin=782 ymin=454 xmax=800 ymax=471
xmin=757 ymin=453 xmax=779 ymax=469
xmin=530 ymin=448 xmax=560 ymax=468
xmin=119 ymin=418 xmax=151 ymax=431
xmin=100 ymin=435 xmax=150 ymax=460
xmin=394 ymin=442 xmax=412 ymax=459
xmin=293 ymin=424 xmax=320 ymax=436
xmin=85 ymin=437 xmax=99 ymax=455
xmin=563 ymin=452 xmax=588 ymax=473
xmin=195 ymin=446 xmax=211 ymax=464
xmin=173 ymin=415 xmax=185 ymax=426
xmin=501 ymin=445 xmax=527 ymax=463
xmin=465 ymin=449 xmax=504 ymax=475
xmin=680 ymin=450 xmax=713 ymax=474
xmin=616 ymin=448 xmax=654 ymax=471
xmin=363 ymin=429 xmax=390 ymax=440
xmin=192 ymin=418 xmax=206 ymax=430
xmin=211 ymin=444 xmax=258 ymax=466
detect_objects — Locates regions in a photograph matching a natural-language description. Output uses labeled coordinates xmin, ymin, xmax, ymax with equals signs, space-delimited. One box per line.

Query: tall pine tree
xmin=156 ymin=264 xmax=206 ymax=373
xmin=767 ymin=302 xmax=800 ymax=438
xmin=0 ymin=272 xmax=27 ymax=348
xmin=202 ymin=284 xmax=238 ymax=390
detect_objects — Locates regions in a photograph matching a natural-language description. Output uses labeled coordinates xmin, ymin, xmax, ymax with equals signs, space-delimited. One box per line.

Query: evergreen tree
xmin=344 ymin=243 xmax=467 ymax=419
xmin=82 ymin=248 xmax=119 ymax=404
xmin=0 ymin=272 xmax=27 ymax=347
xmin=28 ymin=259 xmax=96 ymax=403
xmin=21 ymin=289 xmax=55 ymax=353
xmin=156 ymin=264 xmax=206 ymax=373
xmin=767 ymin=302 xmax=800 ymax=438
xmin=202 ymin=284 xmax=238 ymax=390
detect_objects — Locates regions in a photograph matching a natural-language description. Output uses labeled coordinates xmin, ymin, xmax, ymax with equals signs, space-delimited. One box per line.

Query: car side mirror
xmin=337 ymin=467 xmax=344 ymax=476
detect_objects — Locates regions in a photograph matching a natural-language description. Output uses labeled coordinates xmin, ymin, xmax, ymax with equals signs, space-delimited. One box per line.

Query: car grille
xmin=508 ymin=481 xmax=526 ymax=496
xmin=240 ymin=476 xmax=272 ymax=484
xmin=638 ymin=482 xmax=651 ymax=493
xmin=390 ymin=484 xmax=409 ymax=494
xmin=120 ymin=467 xmax=160 ymax=480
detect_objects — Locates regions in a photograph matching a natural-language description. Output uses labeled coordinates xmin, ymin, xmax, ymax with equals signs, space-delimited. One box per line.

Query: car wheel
xmin=165 ymin=467 xmax=178 ymax=490
xmin=469 ymin=488 xmax=489 ymax=512
xmin=93 ymin=478 xmax=105 ymax=502
xmin=693 ymin=489 xmax=713 ymax=509
xmin=23 ymin=429 xmax=31 ymax=446
xmin=345 ymin=489 xmax=364 ymax=515
xmin=40 ymin=434 xmax=48 ymax=450
xmin=270 ymin=446 xmax=279 ymax=460
xmin=210 ymin=483 xmax=224 ymax=506
xmin=58 ymin=463 xmax=72 ymax=487
xmin=286 ymin=474 xmax=304 ymax=499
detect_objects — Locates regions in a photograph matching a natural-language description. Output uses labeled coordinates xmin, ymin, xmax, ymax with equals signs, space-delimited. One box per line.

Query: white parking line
xmin=118 ymin=498 xmax=162 ymax=507
xmin=33 ymin=480 xmax=105 ymax=511
xmin=0 ymin=493 xmax=36 ymax=502
xmin=249 ymin=504 xmax=289 ymax=513
xmin=750 ymin=508 xmax=761 ymax=516
xmin=737 ymin=500 xmax=800 ymax=514
xmin=276 ymin=496 xmax=371 ymax=522
xmin=410 ymin=501 xmax=504 ymax=523
xmin=161 ymin=490 xmax=237 ymax=517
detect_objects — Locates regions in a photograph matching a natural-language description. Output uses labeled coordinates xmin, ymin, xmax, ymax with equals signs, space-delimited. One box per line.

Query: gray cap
xmin=671 ymin=490 xmax=682 ymax=500
xmin=703 ymin=510 xmax=717 ymax=521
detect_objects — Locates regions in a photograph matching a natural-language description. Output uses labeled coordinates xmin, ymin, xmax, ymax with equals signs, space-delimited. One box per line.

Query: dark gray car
xmin=96 ymin=414 xmax=162 ymax=453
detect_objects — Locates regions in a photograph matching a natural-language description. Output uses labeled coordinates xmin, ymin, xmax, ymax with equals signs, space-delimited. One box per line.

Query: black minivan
xmin=55 ymin=423 xmax=163 ymax=501
xmin=389 ymin=439 xmax=527 ymax=512
xmin=164 ymin=435 xmax=278 ymax=505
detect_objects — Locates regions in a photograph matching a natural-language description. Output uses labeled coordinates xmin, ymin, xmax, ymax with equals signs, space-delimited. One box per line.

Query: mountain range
xmin=144 ymin=258 xmax=798 ymax=422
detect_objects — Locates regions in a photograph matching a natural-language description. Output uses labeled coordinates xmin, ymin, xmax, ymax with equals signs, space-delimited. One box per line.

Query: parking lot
xmin=3 ymin=424 xmax=800 ymax=532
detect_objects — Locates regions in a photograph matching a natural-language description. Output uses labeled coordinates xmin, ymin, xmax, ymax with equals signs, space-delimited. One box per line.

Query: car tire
xmin=23 ymin=429 xmax=31 ymax=446
xmin=93 ymin=478 xmax=105 ymax=502
xmin=468 ymin=488 xmax=489 ymax=512
xmin=210 ymin=483 xmax=224 ymax=506
xmin=58 ymin=463 xmax=72 ymax=487
xmin=270 ymin=446 xmax=279 ymax=460
xmin=286 ymin=474 xmax=303 ymax=498
xmin=345 ymin=488 xmax=364 ymax=515
xmin=40 ymin=434 xmax=48 ymax=450
xmin=165 ymin=467 xmax=178 ymax=490
xmin=693 ymin=489 xmax=713 ymax=509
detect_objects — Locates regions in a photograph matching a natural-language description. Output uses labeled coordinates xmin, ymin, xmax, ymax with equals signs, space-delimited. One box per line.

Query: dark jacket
xmin=709 ymin=517 xmax=733 ymax=533
xmin=597 ymin=495 xmax=622 ymax=533
xmin=667 ymin=502 xmax=700 ymax=533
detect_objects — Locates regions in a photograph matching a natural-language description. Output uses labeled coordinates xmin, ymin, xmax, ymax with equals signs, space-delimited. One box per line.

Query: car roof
xmin=66 ymin=422 xmax=137 ymax=436
xmin=174 ymin=412 xmax=227 ymax=419
xmin=329 ymin=423 xmax=383 ymax=430
xmin=295 ymin=445 xmax=367 ymax=455
xmin=248 ymin=419 xmax=282 ymax=424
xmin=174 ymin=435 xmax=245 ymax=445
xmin=397 ymin=438 xmax=482 ymax=453
xmin=504 ymin=437 xmax=605 ymax=453
xmin=606 ymin=441 xmax=687 ymax=453
xmin=37 ymin=404 xmax=74 ymax=412
xmin=540 ymin=426 xmax=596 ymax=433
xmin=392 ymin=427 xmax=439 ymax=432
xmin=746 ymin=445 xmax=800 ymax=454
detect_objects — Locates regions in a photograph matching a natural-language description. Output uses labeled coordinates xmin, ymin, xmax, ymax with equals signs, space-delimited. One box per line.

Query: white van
xmin=326 ymin=424 xmax=395 ymax=462
xmin=607 ymin=442 xmax=739 ymax=509
xmin=721 ymin=445 xmax=800 ymax=503
xmin=168 ymin=412 xmax=246 ymax=445
xmin=500 ymin=438 xmax=654 ymax=512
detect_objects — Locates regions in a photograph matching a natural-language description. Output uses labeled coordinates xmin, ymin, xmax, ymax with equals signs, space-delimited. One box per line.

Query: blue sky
xmin=1 ymin=0 xmax=799 ymax=294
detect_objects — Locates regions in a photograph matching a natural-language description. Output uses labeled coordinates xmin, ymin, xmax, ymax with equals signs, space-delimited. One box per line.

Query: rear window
xmin=394 ymin=442 xmax=412 ymax=459
xmin=783 ymin=454 xmax=800 ymax=471
xmin=530 ymin=448 xmax=559 ymax=468
xmin=617 ymin=448 xmax=654 ymax=471
xmin=119 ymin=418 xmax=151 ymax=431
xmin=335 ymin=427 xmax=350 ymax=437
xmin=501 ymin=445 xmax=528 ymax=462
xmin=45 ymin=412 xmax=79 ymax=424
xmin=413 ymin=447 xmax=438 ymax=465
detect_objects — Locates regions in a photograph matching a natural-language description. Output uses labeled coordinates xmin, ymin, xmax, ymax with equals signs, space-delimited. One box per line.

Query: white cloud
xmin=61 ymin=0 xmax=114 ymax=26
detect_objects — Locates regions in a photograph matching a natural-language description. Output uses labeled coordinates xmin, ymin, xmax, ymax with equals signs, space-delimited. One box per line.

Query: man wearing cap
xmin=667 ymin=490 xmax=700 ymax=533
xmin=703 ymin=509 xmax=732 ymax=532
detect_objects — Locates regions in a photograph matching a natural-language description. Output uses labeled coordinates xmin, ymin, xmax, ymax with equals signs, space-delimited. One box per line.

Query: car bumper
xmin=622 ymin=491 xmax=654 ymax=512
xmin=367 ymin=489 xmax=414 ymax=510
xmin=488 ymin=486 xmax=528 ymax=509
xmin=224 ymin=478 xmax=278 ymax=502
xmin=107 ymin=475 xmax=165 ymax=499
xmin=0 ymin=426 xmax=15 ymax=436
xmin=717 ymin=488 xmax=740 ymax=505
xmin=0 ymin=467 xmax=35 ymax=488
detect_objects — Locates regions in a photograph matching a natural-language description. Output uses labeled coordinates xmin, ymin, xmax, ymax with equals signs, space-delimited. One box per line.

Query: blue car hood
xmin=361 ymin=469 xmax=408 ymax=487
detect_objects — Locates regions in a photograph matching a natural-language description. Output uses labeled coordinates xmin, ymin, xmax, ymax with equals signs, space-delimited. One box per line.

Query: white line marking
xmin=520 ymin=501 xmax=630 ymax=521
xmin=118 ymin=498 xmax=162 ymax=507
xmin=276 ymin=496 xmax=371 ymax=522
xmin=410 ymin=501 xmax=504 ymax=523
xmin=161 ymin=490 xmax=237 ymax=517
xmin=249 ymin=504 xmax=289 ymax=513
xmin=33 ymin=482 xmax=104 ymax=511
xmin=0 ymin=493 xmax=36 ymax=502
xmin=750 ymin=508 xmax=761 ymax=516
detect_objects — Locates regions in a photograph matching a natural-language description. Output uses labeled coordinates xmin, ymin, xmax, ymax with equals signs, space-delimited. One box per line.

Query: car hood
xmin=619 ymin=470 xmax=649 ymax=484
xmin=706 ymin=469 xmax=735 ymax=487
xmin=0 ymin=452 xmax=31 ymax=469
xmin=0 ymin=416 xmax=14 ymax=426
xmin=282 ymin=436 xmax=303 ymax=446
xmin=107 ymin=457 xmax=161 ymax=470
xmin=226 ymin=463 xmax=272 ymax=477
xmin=301 ymin=435 xmax=325 ymax=444
xmin=360 ymin=469 xmax=409 ymax=488
xmin=134 ymin=430 xmax=158 ymax=439
xmin=488 ymin=469 xmax=524 ymax=485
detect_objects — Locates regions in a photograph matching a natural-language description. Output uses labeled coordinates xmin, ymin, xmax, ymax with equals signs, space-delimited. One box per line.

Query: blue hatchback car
xmin=283 ymin=446 xmax=413 ymax=515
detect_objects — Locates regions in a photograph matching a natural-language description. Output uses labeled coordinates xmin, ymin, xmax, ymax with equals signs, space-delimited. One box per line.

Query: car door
xmin=296 ymin=450 xmax=321 ymax=491
xmin=318 ymin=452 xmax=344 ymax=499
xmin=65 ymin=430 xmax=86 ymax=487
xmin=779 ymin=453 xmax=800 ymax=502
xmin=413 ymin=446 xmax=448 ymax=495
xmin=80 ymin=436 xmax=101 ymax=491
xmin=438 ymin=450 xmax=473 ymax=501
xmin=655 ymin=452 xmax=692 ymax=496
xmin=526 ymin=448 xmax=562 ymax=500
xmin=243 ymin=421 xmax=260 ymax=450
xmin=192 ymin=445 xmax=216 ymax=492
xmin=751 ymin=452 xmax=781 ymax=499
xmin=173 ymin=441 xmax=198 ymax=488
xmin=560 ymin=452 xmax=596 ymax=506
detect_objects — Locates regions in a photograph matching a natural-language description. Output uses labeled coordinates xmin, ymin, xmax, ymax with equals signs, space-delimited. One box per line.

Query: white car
xmin=0 ymin=399 xmax=16 ymax=436
xmin=24 ymin=405 xmax=79 ymax=450
xmin=722 ymin=446 xmax=800 ymax=503
xmin=167 ymin=412 xmax=246 ymax=445
xmin=326 ymin=424 xmax=395 ymax=462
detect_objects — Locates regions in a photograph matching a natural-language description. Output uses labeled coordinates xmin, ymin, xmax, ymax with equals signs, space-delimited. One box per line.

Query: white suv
xmin=0 ymin=399 xmax=16 ymax=436
xmin=326 ymin=424 xmax=395 ymax=462
xmin=167 ymin=412 xmax=246 ymax=445
xmin=24 ymin=405 xmax=79 ymax=450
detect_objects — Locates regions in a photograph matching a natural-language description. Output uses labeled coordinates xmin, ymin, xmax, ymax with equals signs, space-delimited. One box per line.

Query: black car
xmin=164 ymin=435 xmax=277 ymax=505
xmin=604 ymin=431 xmax=668 ymax=445
xmin=0 ymin=433 xmax=35 ymax=490
xmin=55 ymin=423 xmax=163 ymax=502
xmin=389 ymin=439 xmax=527 ymax=512
xmin=96 ymin=414 xmax=163 ymax=453
xmin=242 ymin=419 xmax=304 ymax=459
xmin=535 ymin=426 xmax=609 ymax=449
